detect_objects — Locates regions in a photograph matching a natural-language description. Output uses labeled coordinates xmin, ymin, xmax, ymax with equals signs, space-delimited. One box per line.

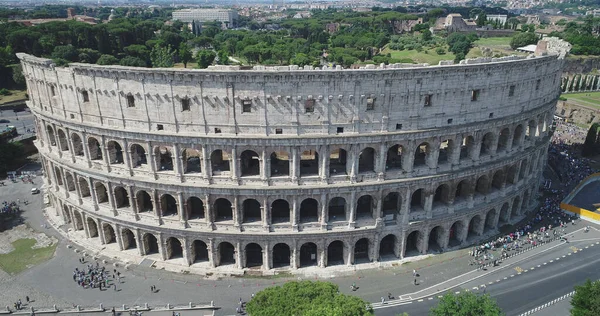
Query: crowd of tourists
xmin=72 ymin=259 xmax=122 ymax=291
xmin=1 ymin=200 xmax=20 ymax=215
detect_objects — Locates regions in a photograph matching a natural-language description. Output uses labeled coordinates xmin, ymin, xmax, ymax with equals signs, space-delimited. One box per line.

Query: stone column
xmin=182 ymin=238 xmax=192 ymax=266
xmin=471 ymin=140 xmax=481 ymax=163
xmin=122 ymin=139 xmax=133 ymax=176
xmin=291 ymin=147 xmax=299 ymax=183
xmin=291 ymin=196 xmax=299 ymax=231
xmin=205 ymin=195 xmax=214 ymax=230
xmin=106 ymin=183 xmax=117 ymax=215
xmin=177 ymin=192 xmax=186 ymax=227
xmin=349 ymin=146 xmax=358 ymax=182
xmin=319 ymin=145 xmax=328 ymax=183
xmin=208 ymin=238 xmax=216 ymax=268
xmin=398 ymin=232 xmax=405 ymax=259
xmin=235 ymin=241 xmax=243 ymax=269
xmin=128 ymin=186 xmax=139 ymax=220
xmin=319 ymin=241 xmax=326 ymax=268
xmin=173 ymin=143 xmax=183 ymax=182
xmin=97 ymin=219 xmax=107 ymax=245
xmin=320 ymin=193 xmax=328 ymax=230
xmin=263 ymin=241 xmax=271 ymax=271
xmin=201 ymin=145 xmax=210 ymax=180
xmin=427 ymin=141 xmax=439 ymax=170
xmin=260 ymin=149 xmax=268 ymax=181
xmin=348 ymin=190 xmax=356 ymax=228
xmin=148 ymin=142 xmax=158 ymax=180
xmin=114 ymin=224 xmax=124 ymax=251
xmin=375 ymin=190 xmax=383 ymax=226
xmin=347 ymin=242 xmax=353 ymax=266
xmin=424 ymin=192 xmax=434 ymax=219
xmin=134 ymin=229 xmax=144 ymax=256
xmin=291 ymin=240 xmax=298 ymax=269
xmin=403 ymin=144 xmax=415 ymax=173
xmin=81 ymin=213 xmax=91 ymax=238
xmin=262 ymin=197 xmax=270 ymax=231
xmin=400 ymin=189 xmax=411 ymax=225
xmin=372 ymin=233 xmax=380 ymax=262
xmin=73 ymin=176 xmax=83 ymax=205
xmin=233 ymin=196 xmax=241 ymax=229
xmin=231 ymin=147 xmax=239 ymax=182
xmin=377 ymin=143 xmax=387 ymax=180
xmin=100 ymin=137 xmax=111 ymax=172
xmin=152 ymin=189 xmax=162 ymax=224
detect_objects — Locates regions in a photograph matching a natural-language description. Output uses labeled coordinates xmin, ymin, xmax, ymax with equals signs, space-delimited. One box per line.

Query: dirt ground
xmin=0 ymin=224 xmax=57 ymax=254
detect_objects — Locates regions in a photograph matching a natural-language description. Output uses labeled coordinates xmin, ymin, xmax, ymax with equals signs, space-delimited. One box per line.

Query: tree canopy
xmin=430 ymin=291 xmax=503 ymax=316
xmin=571 ymin=279 xmax=600 ymax=316
xmin=245 ymin=281 xmax=373 ymax=316
xmin=510 ymin=32 xmax=539 ymax=49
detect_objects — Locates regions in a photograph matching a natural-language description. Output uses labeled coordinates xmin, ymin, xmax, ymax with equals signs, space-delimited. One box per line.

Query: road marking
xmin=455 ymin=291 xmax=461 ymax=294
xmin=473 ymin=287 xmax=479 ymax=290
xmin=556 ymin=258 xmax=560 ymax=261
xmin=537 ymin=265 xmax=541 ymax=267
xmin=438 ymin=295 xmax=443 ymax=298
xmin=428 ymin=297 xmax=433 ymax=300
xmin=523 ymin=270 xmax=528 ymax=273
xmin=510 ymin=275 xmax=515 ymax=277
xmin=550 ymin=260 xmax=554 ymax=263
xmin=503 ymin=277 xmax=508 ymax=279
xmin=585 ymin=246 xmax=589 ymax=249
xmin=496 ymin=280 xmax=500 ymax=282
xmin=530 ymin=267 xmax=534 ymax=270
xmin=489 ymin=282 xmax=494 ymax=285
xmin=544 ymin=262 xmax=547 ymax=265
xmin=562 ymin=255 xmax=566 ymax=258
xmin=568 ymin=253 xmax=572 ymax=256
xmin=418 ymin=299 xmax=424 ymax=302
xmin=570 ymin=246 xmax=579 ymax=252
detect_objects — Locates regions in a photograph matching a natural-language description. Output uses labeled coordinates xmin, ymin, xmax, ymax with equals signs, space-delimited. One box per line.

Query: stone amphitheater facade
xmin=19 ymin=51 xmax=564 ymax=275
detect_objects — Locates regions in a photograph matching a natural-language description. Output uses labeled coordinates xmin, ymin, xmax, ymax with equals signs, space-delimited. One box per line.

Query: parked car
xmin=0 ymin=119 xmax=9 ymax=123
xmin=31 ymin=188 xmax=39 ymax=194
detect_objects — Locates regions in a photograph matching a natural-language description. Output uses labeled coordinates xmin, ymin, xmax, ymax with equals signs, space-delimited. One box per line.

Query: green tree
xmin=216 ymin=50 xmax=229 ymax=65
xmin=119 ymin=56 xmax=146 ymax=67
xmin=77 ymin=48 xmax=101 ymax=64
xmin=510 ymin=32 xmax=538 ymax=49
xmin=178 ymin=43 xmax=193 ymax=68
xmin=96 ymin=54 xmax=119 ymax=65
xmin=246 ymin=281 xmax=373 ymax=316
xmin=430 ymin=292 xmax=503 ymax=316
xmin=571 ymin=279 xmax=600 ymax=315
xmin=290 ymin=53 xmax=312 ymax=67
xmin=195 ymin=50 xmax=216 ymax=69
xmin=51 ymin=44 xmax=78 ymax=62
xmin=421 ymin=29 xmax=432 ymax=42
xmin=150 ymin=44 xmax=174 ymax=68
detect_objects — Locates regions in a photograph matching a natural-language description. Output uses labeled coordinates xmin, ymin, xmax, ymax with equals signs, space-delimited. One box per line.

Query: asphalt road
xmin=375 ymin=236 xmax=600 ymax=316
xmin=0 ymin=108 xmax=36 ymax=140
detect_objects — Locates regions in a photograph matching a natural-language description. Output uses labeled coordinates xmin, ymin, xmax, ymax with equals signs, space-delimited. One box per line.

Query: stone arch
xmin=299 ymin=242 xmax=318 ymax=267
xmin=71 ymin=133 xmax=84 ymax=156
xmin=272 ymin=243 xmax=291 ymax=268
xmin=480 ymin=132 xmax=495 ymax=156
xmin=460 ymin=136 xmax=475 ymax=160
xmin=130 ymin=144 xmax=147 ymax=167
xmin=270 ymin=151 xmax=290 ymax=176
xmin=107 ymin=141 xmax=124 ymax=164
xmin=187 ymin=197 xmax=204 ymax=220
xmin=492 ymin=170 xmax=505 ymax=190
xmin=386 ymin=144 xmax=403 ymax=171
xmin=242 ymin=199 xmax=262 ymax=223
xmin=78 ymin=178 xmax=91 ymax=198
xmin=526 ymin=119 xmax=538 ymax=140
xmin=46 ymin=125 xmax=56 ymax=146
xmin=438 ymin=139 xmax=454 ymax=165
xmin=121 ymin=228 xmax=136 ymax=250
xmin=300 ymin=149 xmax=319 ymax=177
xmin=358 ymin=147 xmax=376 ymax=173
xmin=498 ymin=128 xmax=510 ymax=152
xmin=513 ymin=195 xmax=522 ymax=218
xmin=271 ymin=199 xmax=290 ymax=224
xmin=356 ymin=195 xmax=374 ymax=219
xmin=155 ymin=146 xmax=173 ymax=171
xmin=433 ymin=184 xmax=451 ymax=206
xmin=56 ymin=129 xmax=69 ymax=151
xmin=410 ymin=189 xmax=425 ymax=212
xmin=94 ymin=182 xmax=108 ymax=203
xmin=165 ymin=237 xmax=183 ymax=259
xmin=507 ymin=165 xmax=518 ymax=184
xmin=449 ymin=221 xmax=465 ymax=247
xmin=328 ymin=197 xmax=346 ymax=222
xmin=114 ymin=186 xmax=130 ymax=208
xmin=467 ymin=215 xmax=483 ymax=239
xmin=211 ymin=149 xmax=230 ymax=175
xmin=299 ymin=198 xmax=318 ymax=223
xmin=379 ymin=234 xmax=398 ymax=259
xmin=72 ymin=210 xmax=83 ymax=230
xmin=136 ymin=190 xmax=153 ymax=213
xmin=513 ymin=124 xmax=523 ymax=147
xmin=218 ymin=242 xmax=235 ymax=266
xmin=54 ymin=167 xmax=63 ymax=186
xmin=475 ymin=175 xmax=490 ymax=195
xmin=245 ymin=243 xmax=263 ymax=268
xmin=160 ymin=194 xmax=177 ymax=217
xmin=143 ymin=233 xmax=159 ymax=255
xmin=327 ymin=240 xmax=345 ymax=266
xmin=382 ymin=192 xmax=400 ymax=219
xmin=62 ymin=205 xmax=71 ymax=223
xmin=414 ymin=142 xmax=430 ymax=167
xmin=181 ymin=148 xmax=202 ymax=174
xmin=329 ymin=148 xmax=347 ymax=175
xmin=405 ymin=230 xmax=422 ymax=256
xmin=65 ymin=173 xmax=76 ymax=192
xmin=485 ymin=209 xmax=497 ymax=232
xmin=87 ymin=137 xmax=102 ymax=160
xmin=214 ymin=198 xmax=233 ymax=221
xmin=428 ymin=226 xmax=445 ymax=252
xmin=103 ymin=223 xmax=116 ymax=244
xmin=354 ymin=238 xmax=370 ymax=263
xmin=192 ymin=240 xmax=209 ymax=263
xmin=499 ymin=202 xmax=510 ymax=223
xmin=240 ymin=150 xmax=260 ymax=177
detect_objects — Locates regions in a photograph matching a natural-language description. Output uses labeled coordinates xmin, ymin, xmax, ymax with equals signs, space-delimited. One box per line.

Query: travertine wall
xmin=20 ymin=53 xmax=563 ymax=274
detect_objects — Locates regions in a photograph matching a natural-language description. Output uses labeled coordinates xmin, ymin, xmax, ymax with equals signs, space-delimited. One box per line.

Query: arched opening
xmin=467 ymin=216 xmax=482 ymax=239
xmin=449 ymin=221 xmax=464 ymax=247
xmin=358 ymin=147 xmax=375 ymax=173
xmin=65 ymin=173 xmax=75 ymax=192
xmin=121 ymin=229 xmax=136 ymax=250
xmin=114 ymin=186 xmax=130 ymax=208
xmin=240 ymin=150 xmax=260 ymax=177
xmin=78 ymin=178 xmax=91 ymax=198
xmin=386 ymin=144 xmax=403 ymax=170
xmin=507 ymin=165 xmax=518 ymax=184
xmin=382 ymin=192 xmax=400 ymax=219
xmin=356 ymin=195 xmax=374 ymax=219
xmin=182 ymin=149 xmax=202 ymax=173
xmin=107 ymin=141 xmax=124 ymax=164
xmin=46 ymin=126 xmax=56 ymax=146
xmin=513 ymin=196 xmax=522 ymax=219
xmin=354 ymin=238 xmax=370 ymax=263
xmin=160 ymin=194 xmax=177 ymax=217
xmin=299 ymin=198 xmax=318 ymax=223
xmin=187 ymin=197 xmax=204 ymax=220
xmin=410 ymin=189 xmax=424 ymax=213
xmin=143 ymin=233 xmax=159 ymax=255
xmin=379 ymin=234 xmax=397 ymax=259
xmin=328 ymin=197 xmax=346 ymax=222
xmin=271 ymin=199 xmax=290 ymax=224
xmin=71 ymin=133 xmax=84 ymax=156
xmin=192 ymin=240 xmax=209 ymax=263
xmin=438 ymin=139 xmax=453 ymax=165
xmin=433 ymin=184 xmax=450 ymax=207
xmin=272 ymin=243 xmax=291 ymax=268
xmin=460 ymin=136 xmax=475 ymax=161
xmin=270 ymin=151 xmax=290 ymax=177
xmin=136 ymin=191 xmax=153 ymax=213
xmin=475 ymin=176 xmax=489 ymax=195
xmin=329 ymin=148 xmax=347 ymax=175
xmin=498 ymin=128 xmax=510 ymax=152
xmin=485 ymin=209 xmax=497 ymax=232
xmin=492 ymin=170 xmax=504 ymax=190
xmin=245 ymin=243 xmax=263 ymax=268
xmin=218 ymin=242 xmax=235 ymax=266
xmin=414 ymin=142 xmax=429 ymax=167
xmin=130 ymin=144 xmax=147 ymax=167
xmin=155 ymin=146 xmax=173 ymax=171
xmin=428 ymin=226 xmax=444 ymax=252
xmin=300 ymin=242 xmax=317 ymax=267
xmin=166 ymin=237 xmax=183 ymax=259
xmin=54 ymin=167 xmax=63 ymax=186
xmin=242 ymin=199 xmax=261 ymax=223
xmin=103 ymin=224 xmax=116 ymax=244
xmin=519 ymin=160 xmax=528 ymax=180
xmin=327 ymin=240 xmax=344 ymax=266
xmin=57 ymin=129 xmax=69 ymax=151
xmin=214 ymin=198 xmax=233 ymax=221
xmin=300 ymin=149 xmax=319 ymax=177
xmin=526 ymin=120 xmax=538 ymax=142
xmin=87 ymin=137 xmax=102 ymax=160
xmin=480 ymin=132 xmax=495 ymax=156
xmin=62 ymin=205 xmax=71 ymax=224
xmin=87 ymin=218 xmax=98 ymax=237
xmin=211 ymin=150 xmax=230 ymax=175
xmin=499 ymin=203 xmax=510 ymax=224
xmin=405 ymin=231 xmax=420 ymax=256
xmin=95 ymin=182 xmax=108 ymax=203
xmin=513 ymin=124 xmax=523 ymax=147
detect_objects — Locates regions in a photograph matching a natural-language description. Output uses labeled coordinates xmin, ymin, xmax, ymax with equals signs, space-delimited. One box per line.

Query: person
xmin=412 ymin=269 xmax=416 ymax=277
xmin=111 ymin=307 xmax=116 ymax=316
xmin=413 ymin=278 xmax=417 ymax=285
xmin=26 ymin=296 xmax=29 ymax=304
xmin=381 ymin=296 xmax=385 ymax=304
xmin=387 ymin=292 xmax=392 ymax=299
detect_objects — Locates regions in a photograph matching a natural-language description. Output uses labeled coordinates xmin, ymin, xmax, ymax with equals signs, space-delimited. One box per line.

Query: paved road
xmin=0 ymin=108 xmax=36 ymax=141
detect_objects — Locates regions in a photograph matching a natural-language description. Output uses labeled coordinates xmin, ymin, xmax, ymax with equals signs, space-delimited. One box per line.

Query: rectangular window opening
xmin=305 ymin=99 xmax=315 ymax=113
xmin=424 ymin=94 xmax=432 ymax=107
xmin=157 ymin=124 xmax=164 ymax=131
xmin=535 ymin=79 xmax=541 ymax=91
xmin=242 ymin=99 xmax=252 ymax=113
xmin=471 ymin=89 xmax=480 ymax=102
xmin=50 ymin=86 xmax=56 ymax=97
xmin=447 ymin=118 xmax=453 ymax=124
xmin=275 ymin=128 xmax=282 ymax=134
xmin=509 ymin=85 xmax=515 ymax=97
xmin=395 ymin=123 xmax=403 ymax=130
xmin=366 ymin=97 xmax=375 ymax=111
xmin=127 ymin=95 xmax=135 ymax=108
xmin=214 ymin=128 xmax=221 ymax=134
xmin=70 ymin=114 xmax=75 ymax=119
xmin=489 ymin=112 xmax=494 ymax=118
xmin=181 ymin=98 xmax=190 ymax=111
xmin=336 ymin=127 xmax=344 ymax=134
xmin=81 ymin=91 xmax=89 ymax=103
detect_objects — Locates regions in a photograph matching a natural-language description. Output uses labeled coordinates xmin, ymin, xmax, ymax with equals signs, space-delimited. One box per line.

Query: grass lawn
xmin=0 ymin=90 xmax=27 ymax=106
xmin=382 ymin=47 xmax=455 ymax=65
xmin=0 ymin=239 xmax=57 ymax=275
xmin=562 ymin=91 xmax=600 ymax=109
xmin=473 ymin=37 xmax=512 ymax=47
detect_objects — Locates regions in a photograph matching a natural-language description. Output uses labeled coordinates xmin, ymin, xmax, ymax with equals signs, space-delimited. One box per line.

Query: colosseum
xmin=18 ymin=41 xmax=568 ymax=275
